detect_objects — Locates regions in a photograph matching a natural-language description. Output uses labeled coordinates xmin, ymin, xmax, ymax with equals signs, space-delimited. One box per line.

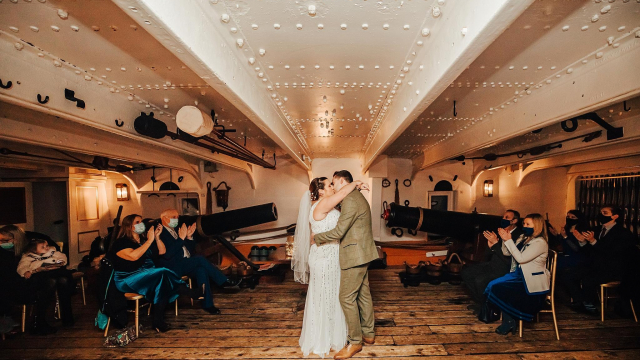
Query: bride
xmin=292 ymin=176 xmax=368 ymax=358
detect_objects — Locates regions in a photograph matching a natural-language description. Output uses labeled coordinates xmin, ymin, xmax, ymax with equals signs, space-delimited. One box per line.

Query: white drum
xmin=176 ymin=106 xmax=214 ymax=137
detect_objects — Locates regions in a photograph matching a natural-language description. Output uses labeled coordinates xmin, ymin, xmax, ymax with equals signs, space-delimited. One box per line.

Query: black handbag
xmin=478 ymin=299 xmax=501 ymax=323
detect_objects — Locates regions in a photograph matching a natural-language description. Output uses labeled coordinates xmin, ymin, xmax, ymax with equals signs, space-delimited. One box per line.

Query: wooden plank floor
xmin=1 ymin=267 xmax=639 ymax=359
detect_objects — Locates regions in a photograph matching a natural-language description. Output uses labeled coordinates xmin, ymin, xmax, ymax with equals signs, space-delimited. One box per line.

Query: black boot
xmin=30 ymin=315 xmax=57 ymax=336
xmin=222 ymin=277 xmax=243 ymax=287
xmin=495 ymin=312 xmax=517 ymax=335
xmin=152 ymin=300 xmax=170 ymax=333
xmin=203 ymin=306 xmax=221 ymax=315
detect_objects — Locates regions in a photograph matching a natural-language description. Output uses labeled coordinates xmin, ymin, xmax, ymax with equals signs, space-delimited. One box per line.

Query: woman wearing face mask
xmin=108 ymin=214 xmax=200 ymax=332
xmin=484 ymin=214 xmax=550 ymax=335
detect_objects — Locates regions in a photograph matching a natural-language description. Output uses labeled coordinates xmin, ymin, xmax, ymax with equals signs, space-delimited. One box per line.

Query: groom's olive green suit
xmin=314 ymin=189 xmax=378 ymax=345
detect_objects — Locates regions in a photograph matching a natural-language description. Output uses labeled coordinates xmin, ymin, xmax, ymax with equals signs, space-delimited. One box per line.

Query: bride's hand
xmin=354 ymin=180 xmax=369 ymax=191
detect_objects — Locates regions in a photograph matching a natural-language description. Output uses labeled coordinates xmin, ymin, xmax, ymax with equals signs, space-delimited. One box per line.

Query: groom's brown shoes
xmin=363 ymin=336 xmax=375 ymax=345
xmin=334 ymin=343 xmax=362 ymax=359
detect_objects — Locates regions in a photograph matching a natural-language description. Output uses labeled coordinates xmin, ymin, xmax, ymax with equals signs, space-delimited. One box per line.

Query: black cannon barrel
xmin=384 ymin=203 xmax=502 ymax=240
xmin=180 ymin=202 xmax=278 ymax=236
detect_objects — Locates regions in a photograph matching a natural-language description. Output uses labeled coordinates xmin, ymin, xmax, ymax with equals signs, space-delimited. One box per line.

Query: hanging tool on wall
xmin=381 ymin=201 xmax=389 ymax=219
xmin=394 ymin=179 xmax=400 ymax=204
xmin=205 ymin=181 xmax=213 ymax=215
xmin=213 ymin=181 xmax=231 ymax=211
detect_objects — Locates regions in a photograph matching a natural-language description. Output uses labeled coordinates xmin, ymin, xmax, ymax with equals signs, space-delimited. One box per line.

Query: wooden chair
xmin=519 ymin=249 xmax=560 ymax=340
xmin=103 ymin=293 xmax=148 ymax=338
xmin=72 ymin=271 xmax=86 ymax=306
xmin=600 ymin=281 xmax=638 ymax=322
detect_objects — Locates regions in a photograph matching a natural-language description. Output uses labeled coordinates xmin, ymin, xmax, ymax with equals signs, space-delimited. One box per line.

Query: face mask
xmin=0 ymin=242 xmax=14 ymax=250
xmin=597 ymin=214 xmax=613 ymax=225
xmin=522 ymin=227 xmax=534 ymax=237
xmin=168 ymin=218 xmax=179 ymax=228
xmin=500 ymin=219 xmax=512 ymax=229
xmin=134 ymin=223 xmax=146 ymax=234
xmin=565 ymin=217 xmax=579 ymax=227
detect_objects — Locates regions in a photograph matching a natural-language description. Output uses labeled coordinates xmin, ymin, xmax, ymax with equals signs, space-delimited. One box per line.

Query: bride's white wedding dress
xmin=299 ymin=202 xmax=347 ymax=358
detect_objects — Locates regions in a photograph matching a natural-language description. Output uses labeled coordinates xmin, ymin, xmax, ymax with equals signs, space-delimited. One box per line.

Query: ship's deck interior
xmin=2 ymin=267 xmax=640 ymax=360
xmin=1 ymin=0 xmax=640 ymax=358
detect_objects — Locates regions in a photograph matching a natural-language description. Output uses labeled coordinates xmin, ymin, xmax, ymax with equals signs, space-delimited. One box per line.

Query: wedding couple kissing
xmin=292 ymin=170 xmax=378 ymax=359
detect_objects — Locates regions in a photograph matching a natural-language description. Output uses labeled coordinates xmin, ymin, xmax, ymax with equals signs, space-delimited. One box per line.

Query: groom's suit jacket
xmin=314 ymin=189 xmax=378 ymax=270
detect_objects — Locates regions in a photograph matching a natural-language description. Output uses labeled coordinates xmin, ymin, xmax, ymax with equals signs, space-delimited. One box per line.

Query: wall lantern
xmin=116 ymin=183 xmax=129 ymax=201
xmin=483 ymin=180 xmax=494 ymax=197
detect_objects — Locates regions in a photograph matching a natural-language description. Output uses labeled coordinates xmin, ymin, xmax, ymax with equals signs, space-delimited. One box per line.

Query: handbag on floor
xmin=478 ymin=299 xmax=501 ymax=323
xmin=103 ymin=325 xmax=139 ymax=347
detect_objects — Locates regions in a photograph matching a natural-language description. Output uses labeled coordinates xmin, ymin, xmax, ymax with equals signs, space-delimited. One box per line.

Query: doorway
xmin=32 ymin=181 xmax=69 ymax=253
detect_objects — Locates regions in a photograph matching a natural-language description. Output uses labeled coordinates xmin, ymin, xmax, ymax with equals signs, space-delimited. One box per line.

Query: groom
xmin=314 ymin=170 xmax=378 ymax=360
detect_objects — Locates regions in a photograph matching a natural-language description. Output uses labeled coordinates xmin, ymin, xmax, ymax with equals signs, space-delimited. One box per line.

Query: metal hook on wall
xmin=623 ymin=101 xmax=631 ymax=112
xmin=115 ymin=119 xmax=124 ymax=127
xmin=453 ymin=100 xmax=457 ymax=117
xmin=37 ymin=94 xmax=49 ymax=104
xmin=64 ymin=88 xmax=85 ymax=109
xmin=0 ymin=79 xmax=13 ymax=89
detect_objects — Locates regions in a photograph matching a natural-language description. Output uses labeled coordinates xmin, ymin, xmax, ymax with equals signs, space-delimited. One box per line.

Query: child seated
xmin=17 ymin=239 xmax=67 ymax=279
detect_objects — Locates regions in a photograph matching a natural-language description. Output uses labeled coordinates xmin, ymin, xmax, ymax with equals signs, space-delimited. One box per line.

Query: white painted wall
xmin=372 ymin=159 xmax=473 ymax=242
xmin=198 ymin=157 xmax=310 ymax=231
xmin=473 ymin=167 xmax=569 ymax=230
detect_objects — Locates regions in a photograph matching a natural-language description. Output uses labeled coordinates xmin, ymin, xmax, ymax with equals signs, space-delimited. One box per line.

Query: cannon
xmin=177 ymin=203 xmax=278 ymax=269
xmin=179 ymin=202 xmax=278 ymax=237
xmin=383 ymin=203 xmax=503 ymax=260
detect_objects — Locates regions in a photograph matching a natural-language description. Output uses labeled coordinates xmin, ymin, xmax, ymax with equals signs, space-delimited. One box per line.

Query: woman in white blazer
xmin=484 ymin=213 xmax=550 ymax=335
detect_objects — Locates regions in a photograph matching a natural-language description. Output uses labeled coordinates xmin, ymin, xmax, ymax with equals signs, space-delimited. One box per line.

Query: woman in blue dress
xmin=109 ymin=214 xmax=199 ymax=332
xmin=485 ymin=213 xmax=550 ymax=335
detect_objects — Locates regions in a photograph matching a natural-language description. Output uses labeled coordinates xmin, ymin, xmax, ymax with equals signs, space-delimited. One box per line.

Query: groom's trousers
xmin=340 ymin=263 xmax=375 ymax=345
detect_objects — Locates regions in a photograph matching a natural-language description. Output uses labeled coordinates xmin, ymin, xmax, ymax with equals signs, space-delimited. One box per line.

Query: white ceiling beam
xmin=0 ymin=35 xmax=255 ymax=184
xmin=114 ymin=0 xmax=310 ymax=170
xmin=465 ymin=113 xmax=640 ymax=177
xmin=362 ymin=0 xmax=534 ymax=172
xmin=415 ymin=30 xmax=640 ymax=171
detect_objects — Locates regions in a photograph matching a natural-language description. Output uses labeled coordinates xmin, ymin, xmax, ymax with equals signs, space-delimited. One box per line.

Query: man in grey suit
xmin=314 ymin=170 xmax=378 ymax=360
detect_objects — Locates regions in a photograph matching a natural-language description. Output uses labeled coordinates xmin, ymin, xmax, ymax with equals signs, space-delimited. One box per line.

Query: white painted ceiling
xmin=206 ymin=0 xmax=442 ymax=158
xmin=1 ymin=0 xmax=639 ymax=168
xmin=0 ymin=0 xmax=279 ymax=158
xmin=385 ymin=0 xmax=640 ymax=160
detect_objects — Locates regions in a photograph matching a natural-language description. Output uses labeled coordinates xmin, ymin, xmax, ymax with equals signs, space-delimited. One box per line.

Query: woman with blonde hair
xmin=0 ymin=225 xmax=28 ymax=257
xmin=484 ymin=213 xmax=550 ymax=335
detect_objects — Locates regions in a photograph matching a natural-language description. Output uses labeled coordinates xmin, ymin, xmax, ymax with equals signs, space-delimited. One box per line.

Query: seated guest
xmin=0 ymin=226 xmax=64 ymax=334
xmin=461 ymin=209 xmax=522 ymax=312
xmin=17 ymin=239 xmax=76 ymax=327
xmin=156 ymin=209 xmax=239 ymax=315
xmin=563 ymin=205 xmax=636 ymax=314
xmin=109 ymin=214 xmax=198 ymax=332
xmin=548 ymin=210 xmax=589 ymax=272
xmin=485 ymin=213 xmax=549 ymax=335
xmin=17 ymin=239 xmax=68 ymax=277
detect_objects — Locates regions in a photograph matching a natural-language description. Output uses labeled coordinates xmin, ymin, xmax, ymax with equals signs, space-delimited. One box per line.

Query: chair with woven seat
xmin=600 ymin=281 xmax=637 ymax=322
xmin=103 ymin=292 xmax=149 ymax=337
xmin=519 ymin=249 xmax=560 ymax=340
